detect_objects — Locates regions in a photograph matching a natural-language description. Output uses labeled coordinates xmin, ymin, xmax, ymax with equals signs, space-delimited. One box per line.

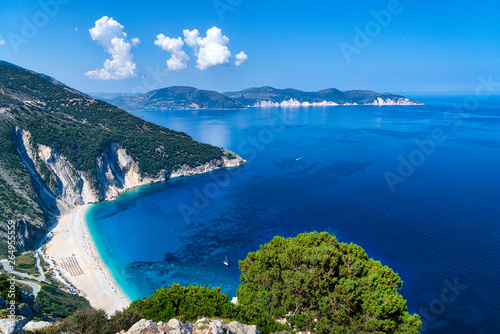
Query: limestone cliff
xmin=12 ymin=127 xmax=245 ymax=208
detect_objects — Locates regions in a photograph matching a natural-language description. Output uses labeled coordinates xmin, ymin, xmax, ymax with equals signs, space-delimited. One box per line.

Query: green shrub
xmin=35 ymin=284 xmax=90 ymax=317
xmin=237 ymin=232 xmax=422 ymax=333
xmin=0 ymin=275 xmax=22 ymax=303
xmin=15 ymin=251 xmax=38 ymax=276
xmin=130 ymin=284 xmax=234 ymax=323
xmin=61 ymin=308 xmax=108 ymax=334
xmin=59 ymin=308 xmax=140 ymax=334
xmin=24 ymin=324 xmax=61 ymax=334
xmin=107 ymin=308 xmax=142 ymax=333
xmin=129 ymin=284 xmax=290 ymax=333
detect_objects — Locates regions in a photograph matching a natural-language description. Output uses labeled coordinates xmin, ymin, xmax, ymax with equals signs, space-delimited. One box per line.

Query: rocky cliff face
xmin=37 ymin=143 xmax=99 ymax=206
xmin=12 ymin=128 xmax=246 ymax=208
xmin=97 ymin=142 xmax=143 ymax=201
xmin=6 ymin=219 xmax=45 ymax=254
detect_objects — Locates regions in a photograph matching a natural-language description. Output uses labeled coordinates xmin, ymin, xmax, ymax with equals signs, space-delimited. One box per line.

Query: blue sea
xmin=86 ymin=97 xmax=500 ymax=333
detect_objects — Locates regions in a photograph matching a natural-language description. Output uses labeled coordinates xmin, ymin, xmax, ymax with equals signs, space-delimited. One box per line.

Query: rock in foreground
xmin=125 ymin=318 xmax=261 ymax=334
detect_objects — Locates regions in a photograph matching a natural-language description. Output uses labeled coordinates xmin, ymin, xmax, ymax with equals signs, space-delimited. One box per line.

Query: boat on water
xmin=296 ymin=154 xmax=305 ymax=161
xmin=223 ymin=255 xmax=229 ymax=266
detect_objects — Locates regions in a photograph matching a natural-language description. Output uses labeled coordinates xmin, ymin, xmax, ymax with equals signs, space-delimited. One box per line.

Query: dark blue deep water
xmin=87 ymin=98 xmax=500 ymax=333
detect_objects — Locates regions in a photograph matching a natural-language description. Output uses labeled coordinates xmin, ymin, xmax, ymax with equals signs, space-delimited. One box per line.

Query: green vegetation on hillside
xmin=35 ymin=283 xmax=91 ymax=317
xmin=0 ymin=275 xmax=22 ymax=303
xmin=0 ymin=65 xmax=226 ymax=180
xmin=237 ymin=232 xmax=421 ymax=333
xmin=0 ymin=93 xmax=20 ymax=106
xmin=14 ymin=251 xmax=38 ymax=276
xmin=0 ymin=113 xmax=44 ymax=229
xmin=58 ymin=308 xmax=142 ymax=334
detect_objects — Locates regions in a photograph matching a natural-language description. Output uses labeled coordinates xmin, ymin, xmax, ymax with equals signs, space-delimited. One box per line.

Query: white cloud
xmin=155 ymin=26 xmax=247 ymax=71
xmin=183 ymin=29 xmax=200 ymax=52
xmin=154 ymin=34 xmax=190 ymax=71
xmin=85 ymin=16 xmax=140 ymax=80
xmin=132 ymin=37 xmax=140 ymax=46
xmin=0 ymin=35 xmax=5 ymax=45
xmin=235 ymin=51 xmax=248 ymax=66
xmin=183 ymin=27 xmax=232 ymax=70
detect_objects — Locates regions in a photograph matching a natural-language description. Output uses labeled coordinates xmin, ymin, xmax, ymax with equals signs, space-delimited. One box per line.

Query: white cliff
xmin=255 ymin=97 xmax=422 ymax=107
xmin=370 ymin=97 xmax=423 ymax=106
xmin=96 ymin=142 xmax=143 ymax=200
xmin=13 ymin=128 xmax=246 ymax=207
xmin=37 ymin=143 xmax=99 ymax=205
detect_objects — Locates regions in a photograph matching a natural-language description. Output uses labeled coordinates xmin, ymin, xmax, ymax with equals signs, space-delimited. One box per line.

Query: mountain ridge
xmin=104 ymin=85 xmax=422 ymax=111
xmin=223 ymin=86 xmax=423 ymax=107
xmin=106 ymin=86 xmax=244 ymax=111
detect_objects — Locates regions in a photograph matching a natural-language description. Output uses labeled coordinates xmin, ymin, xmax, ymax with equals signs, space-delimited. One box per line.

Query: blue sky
xmin=1 ymin=0 xmax=499 ymax=96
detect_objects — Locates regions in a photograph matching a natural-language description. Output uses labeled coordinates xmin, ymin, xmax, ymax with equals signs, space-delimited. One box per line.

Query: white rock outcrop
xmin=37 ymin=143 xmax=99 ymax=205
xmin=124 ymin=318 xmax=261 ymax=334
xmin=226 ymin=321 xmax=260 ymax=334
xmin=22 ymin=321 xmax=53 ymax=332
xmin=125 ymin=319 xmax=160 ymax=334
xmin=370 ymin=97 xmax=423 ymax=106
xmin=167 ymin=318 xmax=195 ymax=333
xmin=0 ymin=317 xmax=29 ymax=334
xmin=96 ymin=142 xmax=143 ymax=200
xmin=255 ymin=97 xmax=423 ymax=107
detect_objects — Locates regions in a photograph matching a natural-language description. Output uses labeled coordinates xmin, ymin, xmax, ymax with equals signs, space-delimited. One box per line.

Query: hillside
xmin=105 ymin=86 xmax=422 ymax=111
xmin=106 ymin=86 xmax=244 ymax=111
xmin=224 ymin=86 xmax=423 ymax=106
xmin=0 ymin=62 xmax=245 ymax=256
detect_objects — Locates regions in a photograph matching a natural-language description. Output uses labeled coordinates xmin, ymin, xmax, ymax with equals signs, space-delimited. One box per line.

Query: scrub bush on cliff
xmin=129 ymin=284 xmax=290 ymax=333
xmin=237 ymin=232 xmax=422 ymax=333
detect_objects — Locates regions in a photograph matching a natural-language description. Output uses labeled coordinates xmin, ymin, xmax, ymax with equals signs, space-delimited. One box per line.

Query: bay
xmin=87 ymin=99 xmax=500 ymax=333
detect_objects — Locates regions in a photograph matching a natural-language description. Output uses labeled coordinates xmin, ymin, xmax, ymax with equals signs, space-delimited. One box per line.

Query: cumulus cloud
xmin=155 ymin=26 xmax=247 ymax=71
xmin=183 ymin=27 xmax=232 ymax=70
xmin=0 ymin=36 xmax=6 ymax=45
xmin=183 ymin=29 xmax=200 ymax=52
xmin=235 ymin=51 xmax=248 ymax=66
xmin=154 ymin=34 xmax=190 ymax=71
xmin=85 ymin=16 xmax=140 ymax=80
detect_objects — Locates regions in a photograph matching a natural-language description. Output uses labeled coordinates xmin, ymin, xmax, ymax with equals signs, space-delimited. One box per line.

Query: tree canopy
xmin=237 ymin=232 xmax=422 ymax=333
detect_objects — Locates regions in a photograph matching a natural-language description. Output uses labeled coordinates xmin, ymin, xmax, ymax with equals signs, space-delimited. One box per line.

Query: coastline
xmin=43 ymin=205 xmax=130 ymax=315
xmin=41 ymin=157 xmax=246 ymax=314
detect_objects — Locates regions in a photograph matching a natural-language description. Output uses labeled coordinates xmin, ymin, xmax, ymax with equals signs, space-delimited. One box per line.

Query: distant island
xmin=103 ymin=86 xmax=423 ymax=111
xmin=104 ymin=86 xmax=243 ymax=111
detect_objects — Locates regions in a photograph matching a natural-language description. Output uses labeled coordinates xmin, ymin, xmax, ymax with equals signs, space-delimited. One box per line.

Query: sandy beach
xmin=44 ymin=205 xmax=130 ymax=315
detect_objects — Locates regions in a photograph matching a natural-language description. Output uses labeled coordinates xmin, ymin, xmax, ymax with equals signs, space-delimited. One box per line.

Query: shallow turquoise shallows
xmin=86 ymin=98 xmax=500 ymax=334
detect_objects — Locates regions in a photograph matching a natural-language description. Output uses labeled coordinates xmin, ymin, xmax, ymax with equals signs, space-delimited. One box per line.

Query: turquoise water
xmin=87 ymin=99 xmax=500 ymax=333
